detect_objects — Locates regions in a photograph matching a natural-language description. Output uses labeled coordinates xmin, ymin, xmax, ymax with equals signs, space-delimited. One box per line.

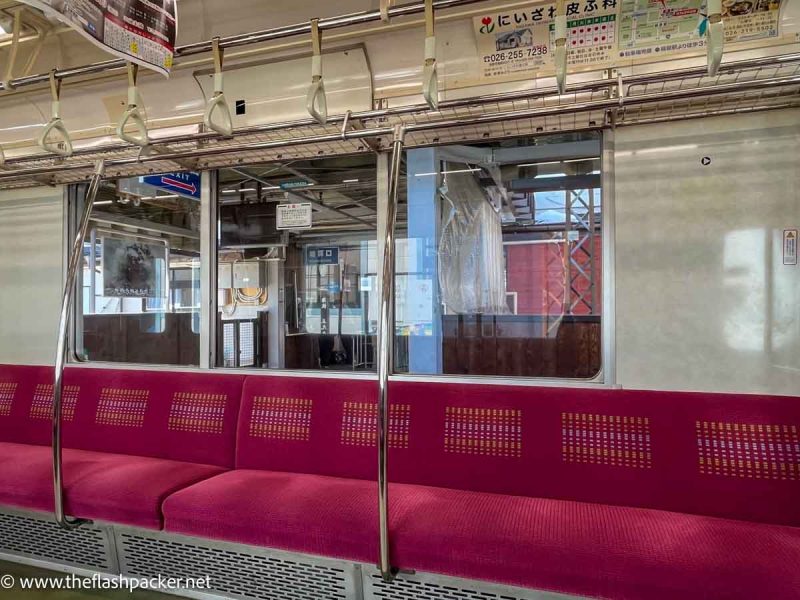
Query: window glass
xmin=395 ymin=132 xmax=602 ymax=378
xmin=76 ymin=173 xmax=202 ymax=365
xmin=216 ymin=156 xmax=378 ymax=370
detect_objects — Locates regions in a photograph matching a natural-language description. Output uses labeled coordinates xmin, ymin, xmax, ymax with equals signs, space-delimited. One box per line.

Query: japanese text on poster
xmin=19 ymin=0 xmax=177 ymax=76
xmin=474 ymin=0 xmax=785 ymax=81
xmin=473 ymin=0 xmax=618 ymax=81
xmin=103 ymin=237 xmax=167 ymax=298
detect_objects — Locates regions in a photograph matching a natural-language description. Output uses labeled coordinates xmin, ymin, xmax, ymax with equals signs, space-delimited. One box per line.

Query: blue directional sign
xmin=142 ymin=172 xmax=201 ymax=199
xmin=306 ymin=246 xmax=339 ymax=265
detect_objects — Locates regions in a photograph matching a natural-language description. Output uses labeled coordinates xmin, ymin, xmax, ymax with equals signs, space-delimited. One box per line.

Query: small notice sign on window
xmin=784 ymin=229 xmax=798 ymax=266
xmin=276 ymin=203 xmax=313 ymax=230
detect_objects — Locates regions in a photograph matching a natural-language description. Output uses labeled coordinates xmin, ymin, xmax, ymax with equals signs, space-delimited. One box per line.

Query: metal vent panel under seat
xmin=363 ymin=568 xmax=587 ymax=600
xmin=0 ymin=507 xmax=115 ymax=572
xmin=116 ymin=529 xmax=362 ymax=600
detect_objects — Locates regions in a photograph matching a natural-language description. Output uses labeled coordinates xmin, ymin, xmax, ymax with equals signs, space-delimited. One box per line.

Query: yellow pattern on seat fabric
xmin=445 ymin=407 xmax=522 ymax=458
xmin=0 ymin=382 xmax=17 ymax=416
xmin=562 ymin=412 xmax=652 ymax=469
xmin=341 ymin=402 xmax=411 ymax=449
xmin=249 ymin=396 xmax=312 ymax=441
xmin=30 ymin=384 xmax=79 ymax=421
xmin=697 ymin=420 xmax=800 ymax=480
xmin=169 ymin=392 xmax=227 ymax=434
xmin=95 ymin=388 xmax=149 ymax=427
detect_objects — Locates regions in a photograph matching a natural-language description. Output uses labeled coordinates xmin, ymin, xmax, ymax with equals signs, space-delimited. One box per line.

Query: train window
xmin=394 ymin=132 xmax=603 ymax=379
xmin=75 ymin=173 xmax=202 ymax=365
xmin=216 ymin=156 xmax=378 ymax=370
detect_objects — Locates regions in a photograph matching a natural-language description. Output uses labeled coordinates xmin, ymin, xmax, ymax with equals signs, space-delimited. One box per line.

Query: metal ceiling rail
xmin=0 ymin=0 xmax=488 ymax=92
xmin=4 ymin=50 xmax=800 ymax=170
xmin=0 ymin=71 xmax=798 ymax=184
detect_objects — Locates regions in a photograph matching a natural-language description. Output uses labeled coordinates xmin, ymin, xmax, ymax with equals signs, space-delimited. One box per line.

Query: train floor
xmin=0 ymin=561 xmax=171 ymax=599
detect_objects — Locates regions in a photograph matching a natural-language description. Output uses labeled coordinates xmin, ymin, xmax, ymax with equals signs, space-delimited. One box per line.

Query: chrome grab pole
xmin=53 ymin=159 xmax=105 ymax=530
xmin=377 ymin=125 xmax=405 ymax=582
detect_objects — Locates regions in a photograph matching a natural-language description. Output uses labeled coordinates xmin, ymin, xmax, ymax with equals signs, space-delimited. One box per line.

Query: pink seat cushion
xmin=163 ymin=470 xmax=378 ymax=563
xmin=0 ymin=442 xmax=224 ymax=529
xmin=390 ymin=483 xmax=800 ymax=600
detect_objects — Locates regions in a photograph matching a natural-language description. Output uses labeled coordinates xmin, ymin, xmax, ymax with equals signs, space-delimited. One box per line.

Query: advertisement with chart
xmin=618 ymin=0 xmax=705 ymax=59
xmin=472 ymin=0 xmax=617 ymax=81
xmin=18 ymin=0 xmax=177 ymax=76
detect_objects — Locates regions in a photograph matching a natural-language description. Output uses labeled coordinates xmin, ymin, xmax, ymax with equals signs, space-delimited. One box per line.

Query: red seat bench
xmin=163 ymin=376 xmax=800 ymax=599
xmin=0 ymin=365 xmax=243 ymax=528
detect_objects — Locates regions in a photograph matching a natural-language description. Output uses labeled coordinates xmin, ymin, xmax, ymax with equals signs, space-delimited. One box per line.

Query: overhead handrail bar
xmin=53 ymin=159 xmax=105 ymax=530
xmin=554 ymin=0 xmax=568 ymax=94
xmin=3 ymin=51 xmax=799 ymax=168
xmin=422 ymin=0 xmax=439 ymax=110
xmin=381 ymin=0 xmax=396 ymax=22
xmin=306 ymin=19 xmax=328 ymax=125
xmin=0 ymin=0 xmax=490 ymax=93
xmin=1 ymin=9 xmax=22 ymax=90
xmin=706 ymin=0 xmax=724 ymax=77
xmin=203 ymin=37 xmax=234 ymax=137
xmin=377 ymin=124 xmax=406 ymax=583
xmin=0 ymin=72 xmax=798 ymax=183
xmin=117 ymin=63 xmax=149 ymax=147
xmin=36 ymin=70 xmax=73 ymax=157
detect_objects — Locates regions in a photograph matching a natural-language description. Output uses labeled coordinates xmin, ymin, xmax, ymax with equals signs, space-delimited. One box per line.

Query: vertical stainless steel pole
xmin=377 ymin=125 xmax=405 ymax=582
xmin=53 ymin=160 xmax=105 ymax=530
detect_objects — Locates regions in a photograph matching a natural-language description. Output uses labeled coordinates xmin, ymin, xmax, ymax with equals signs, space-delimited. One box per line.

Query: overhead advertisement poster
xmin=723 ymin=0 xmax=784 ymax=43
xmin=617 ymin=0 xmax=705 ymax=59
xmin=473 ymin=0 xmax=785 ymax=81
xmin=473 ymin=0 xmax=618 ymax=81
xmin=19 ymin=0 xmax=177 ymax=76
xmin=103 ymin=237 xmax=166 ymax=298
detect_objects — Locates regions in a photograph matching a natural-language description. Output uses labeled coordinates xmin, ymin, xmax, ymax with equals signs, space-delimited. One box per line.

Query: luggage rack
xmin=0 ymin=52 xmax=799 ymax=189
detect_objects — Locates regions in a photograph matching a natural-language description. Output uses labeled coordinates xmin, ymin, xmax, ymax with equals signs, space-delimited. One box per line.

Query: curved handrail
xmin=204 ymin=37 xmax=234 ymax=137
xmin=117 ymin=63 xmax=150 ymax=147
xmin=306 ymin=19 xmax=328 ymax=125
xmin=53 ymin=159 xmax=105 ymax=530
xmin=422 ymin=0 xmax=439 ymax=110
xmin=37 ymin=71 xmax=73 ymax=157
xmin=377 ymin=124 xmax=406 ymax=582
xmin=706 ymin=0 xmax=724 ymax=77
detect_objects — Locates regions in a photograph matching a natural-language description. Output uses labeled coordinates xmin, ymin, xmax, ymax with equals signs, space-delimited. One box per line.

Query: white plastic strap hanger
xmin=380 ymin=0 xmax=395 ymax=22
xmin=706 ymin=0 xmax=724 ymax=77
xmin=422 ymin=0 xmax=439 ymax=110
xmin=117 ymin=63 xmax=150 ymax=147
xmin=306 ymin=18 xmax=328 ymax=125
xmin=204 ymin=37 xmax=234 ymax=137
xmin=554 ymin=0 xmax=568 ymax=94
xmin=36 ymin=70 xmax=73 ymax=157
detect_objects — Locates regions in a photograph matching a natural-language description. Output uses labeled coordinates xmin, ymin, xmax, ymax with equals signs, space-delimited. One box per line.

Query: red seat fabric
xmin=0 ymin=442 xmax=224 ymax=529
xmin=164 ymin=471 xmax=800 ymax=599
xmin=390 ymin=484 xmax=800 ymax=600
xmin=163 ymin=469 xmax=378 ymax=563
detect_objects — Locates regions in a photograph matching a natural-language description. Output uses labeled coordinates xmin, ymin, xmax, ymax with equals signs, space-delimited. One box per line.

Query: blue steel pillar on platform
xmin=404 ymin=148 xmax=442 ymax=374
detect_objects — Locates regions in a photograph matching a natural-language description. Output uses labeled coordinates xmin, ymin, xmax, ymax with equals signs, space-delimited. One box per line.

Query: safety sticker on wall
xmin=784 ymin=229 xmax=798 ymax=266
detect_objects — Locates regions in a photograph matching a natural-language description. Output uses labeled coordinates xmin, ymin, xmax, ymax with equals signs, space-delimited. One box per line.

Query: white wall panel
xmin=615 ymin=109 xmax=800 ymax=395
xmin=0 ymin=187 xmax=64 ymax=365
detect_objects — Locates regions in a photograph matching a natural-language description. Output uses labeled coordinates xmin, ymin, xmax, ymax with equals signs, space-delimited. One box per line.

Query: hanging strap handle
xmin=422 ymin=0 xmax=439 ymax=110
xmin=706 ymin=0 xmax=724 ymax=77
xmin=117 ymin=63 xmax=150 ymax=147
xmin=554 ymin=0 xmax=568 ymax=94
xmin=306 ymin=18 xmax=328 ymax=125
xmin=37 ymin=70 xmax=73 ymax=157
xmin=380 ymin=0 xmax=395 ymax=22
xmin=0 ymin=145 xmax=5 ymax=168
xmin=203 ymin=37 xmax=234 ymax=137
